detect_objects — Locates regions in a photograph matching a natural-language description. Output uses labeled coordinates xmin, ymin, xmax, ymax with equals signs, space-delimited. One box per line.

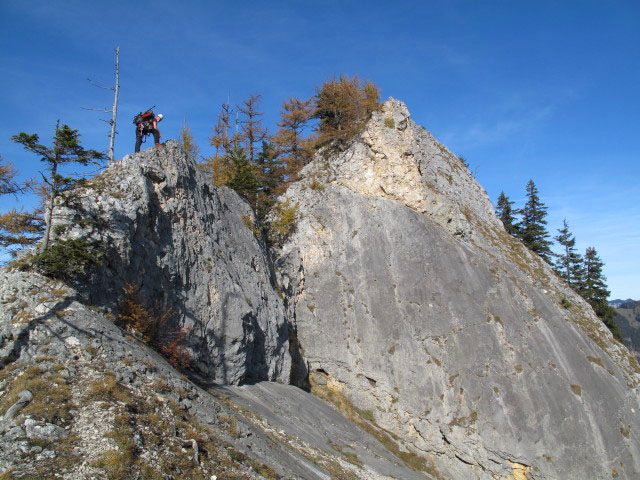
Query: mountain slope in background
xmin=614 ymin=300 xmax=640 ymax=361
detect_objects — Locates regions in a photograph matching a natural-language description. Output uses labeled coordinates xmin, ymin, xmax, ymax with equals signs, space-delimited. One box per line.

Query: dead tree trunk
xmin=108 ymin=47 xmax=120 ymax=164
xmin=84 ymin=46 xmax=120 ymax=164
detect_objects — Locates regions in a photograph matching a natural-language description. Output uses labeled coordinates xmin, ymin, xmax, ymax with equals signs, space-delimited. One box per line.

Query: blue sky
xmin=0 ymin=1 xmax=638 ymax=299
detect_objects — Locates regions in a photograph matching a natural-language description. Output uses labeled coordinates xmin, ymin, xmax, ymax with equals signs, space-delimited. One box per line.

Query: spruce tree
xmin=580 ymin=247 xmax=621 ymax=340
xmin=254 ymin=141 xmax=279 ymax=222
xmin=518 ymin=180 xmax=553 ymax=264
xmin=553 ymin=219 xmax=585 ymax=290
xmin=224 ymin=146 xmax=260 ymax=201
xmin=495 ymin=191 xmax=519 ymax=236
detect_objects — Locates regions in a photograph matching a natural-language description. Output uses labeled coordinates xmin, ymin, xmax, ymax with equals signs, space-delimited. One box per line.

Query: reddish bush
xmin=117 ymin=283 xmax=192 ymax=369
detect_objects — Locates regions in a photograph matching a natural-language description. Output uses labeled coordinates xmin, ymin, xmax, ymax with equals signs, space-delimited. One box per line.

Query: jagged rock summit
xmin=275 ymin=98 xmax=640 ymax=479
xmin=53 ymin=141 xmax=291 ymax=385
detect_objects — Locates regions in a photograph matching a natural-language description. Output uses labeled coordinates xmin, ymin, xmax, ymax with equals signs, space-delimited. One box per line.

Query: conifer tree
xmin=0 ymin=156 xmax=34 ymax=196
xmin=0 ymin=156 xmax=41 ymax=252
xmin=580 ymin=247 xmax=621 ymax=340
xmin=495 ymin=191 xmax=519 ymax=236
xmin=11 ymin=122 xmax=105 ymax=252
xmin=518 ymin=180 xmax=553 ymax=264
xmin=553 ymin=219 xmax=585 ymax=289
xmin=224 ymin=146 xmax=260 ymax=202
xmin=0 ymin=209 xmax=44 ymax=252
xmin=210 ymin=103 xmax=232 ymax=158
xmin=203 ymin=103 xmax=234 ymax=186
xmin=179 ymin=119 xmax=200 ymax=160
xmin=314 ymin=75 xmax=381 ymax=146
xmin=238 ymin=94 xmax=267 ymax=162
xmin=271 ymin=97 xmax=314 ymax=191
xmin=253 ymin=140 xmax=279 ymax=222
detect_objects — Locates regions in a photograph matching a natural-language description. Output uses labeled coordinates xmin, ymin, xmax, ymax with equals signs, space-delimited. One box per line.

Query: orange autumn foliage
xmin=117 ymin=283 xmax=191 ymax=369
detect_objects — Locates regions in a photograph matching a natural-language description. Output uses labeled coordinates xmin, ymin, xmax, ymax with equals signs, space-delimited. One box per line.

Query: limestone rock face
xmin=276 ymin=100 xmax=640 ymax=479
xmin=0 ymin=270 xmax=427 ymax=479
xmin=52 ymin=142 xmax=290 ymax=385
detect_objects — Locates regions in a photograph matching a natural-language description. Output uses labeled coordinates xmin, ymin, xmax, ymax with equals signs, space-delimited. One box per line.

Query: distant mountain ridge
xmin=611 ymin=298 xmax=637 ymax=308
xmin=614 ymin=301 xmax=640 ymax=361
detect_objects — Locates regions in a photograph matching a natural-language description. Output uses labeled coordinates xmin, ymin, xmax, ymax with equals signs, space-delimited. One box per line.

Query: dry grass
xmin=0 ymin=366 xmax=72 ymax=424
xmin=310 ymin=372 xmax=444 ymax=479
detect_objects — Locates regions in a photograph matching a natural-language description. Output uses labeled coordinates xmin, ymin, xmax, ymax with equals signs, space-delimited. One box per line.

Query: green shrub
xmin=384 ymin=117 xmax=395 ymax=129
xmin=30 ymin=239 xmax=104 ymax=281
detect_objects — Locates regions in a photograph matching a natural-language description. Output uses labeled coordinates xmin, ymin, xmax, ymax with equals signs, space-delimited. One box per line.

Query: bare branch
xmin=87 ymin=77 xmax=114 ymax=91
xmin=81 ymin=107 xmax=111 ymax=113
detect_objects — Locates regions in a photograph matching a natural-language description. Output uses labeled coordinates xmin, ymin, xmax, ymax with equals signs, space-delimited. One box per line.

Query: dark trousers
xmin=135 ymin=128 xmax=160 ymax=152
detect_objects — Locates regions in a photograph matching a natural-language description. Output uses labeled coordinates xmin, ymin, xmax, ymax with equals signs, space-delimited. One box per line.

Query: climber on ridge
xmin=134 ymin=108 xmax=163 ymax=153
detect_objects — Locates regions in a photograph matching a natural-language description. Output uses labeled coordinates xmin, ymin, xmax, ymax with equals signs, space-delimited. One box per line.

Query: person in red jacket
xmin=135 ymin=113 xmax=163 ymax=153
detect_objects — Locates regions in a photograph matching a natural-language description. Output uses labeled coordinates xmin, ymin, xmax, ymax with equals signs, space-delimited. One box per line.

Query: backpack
xmin=133 ymin=110 xmax=155 ymax=127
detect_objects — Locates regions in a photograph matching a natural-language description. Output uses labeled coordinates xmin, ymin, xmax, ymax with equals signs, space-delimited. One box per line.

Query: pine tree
xmin=518 ymin=180 xmax=553 ymax=264
xmin=580 ymin=247 xmax=621 ymax=340
xmin=495 ymin=191 xmax=519 ymax=236
xmin=553 ymin=219 xmax=585 ymax=290
xmin=11 ymin=122 xmax=105 ymax=252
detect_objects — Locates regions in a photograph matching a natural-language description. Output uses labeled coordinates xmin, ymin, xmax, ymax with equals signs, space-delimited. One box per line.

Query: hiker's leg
xmin=135 ymin=132 xmax=142 ymax=153
xmin=152 ymin=129 xmax=160 ymax=145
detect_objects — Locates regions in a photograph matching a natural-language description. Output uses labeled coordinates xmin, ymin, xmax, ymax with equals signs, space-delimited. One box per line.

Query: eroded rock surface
xmin=275 ymin=99 xmax=640 ymax=479
xmin=52 ymin=141 xmax=290 ymax=385
xmin=0 ymin=263 xmax=427 ymax=479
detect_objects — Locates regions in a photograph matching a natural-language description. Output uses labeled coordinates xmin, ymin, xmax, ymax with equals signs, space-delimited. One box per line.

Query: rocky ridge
xmin=0 ymin=99 xmax=639 ymax=479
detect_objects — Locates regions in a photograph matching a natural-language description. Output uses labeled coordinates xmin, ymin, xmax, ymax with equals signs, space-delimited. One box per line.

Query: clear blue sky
xmin=1 ymin=1 xmax=638 ymax=299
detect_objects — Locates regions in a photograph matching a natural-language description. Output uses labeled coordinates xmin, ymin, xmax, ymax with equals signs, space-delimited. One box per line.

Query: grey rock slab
xmin=222 ymin=381 xmax=432 ymax=480
xmin=275 ymin=100 xmax=640 ymax=479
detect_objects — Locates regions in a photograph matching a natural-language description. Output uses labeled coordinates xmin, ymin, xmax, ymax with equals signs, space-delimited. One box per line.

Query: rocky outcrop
xmin=275 ymin=99 xmax=640 ymax=479
xmin=0 ymin=270 xmax=426 ymax=479
xmin=51 ymin=141 xmax=290 ymax=385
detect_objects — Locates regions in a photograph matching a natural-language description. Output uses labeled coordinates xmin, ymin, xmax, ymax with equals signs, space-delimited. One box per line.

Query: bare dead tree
xmin=83 ymin=46 xmax=120 ymax=164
